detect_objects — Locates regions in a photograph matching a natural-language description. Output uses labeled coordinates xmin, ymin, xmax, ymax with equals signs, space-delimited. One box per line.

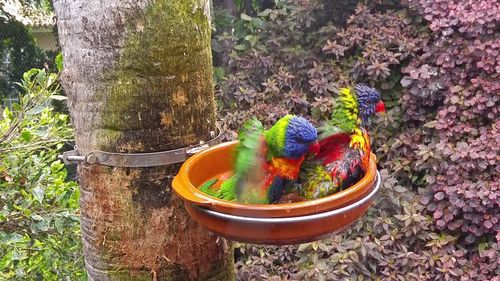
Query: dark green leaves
xmin=55 ymin=53 xmax=63 ymax=72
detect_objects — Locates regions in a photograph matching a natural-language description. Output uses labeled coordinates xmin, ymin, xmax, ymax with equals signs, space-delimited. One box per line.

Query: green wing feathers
xmin=198 ymin=118 xmax=266 ymax=202
xmin=234 ymin=117 xmax=265 ymax=175
xmin=198 ymin=177 xmax=238 ymax=201
xmin=218 ymin=177 xmax=237 ymax=201
xmin=199 ymin=179 xmax=219 ymax=197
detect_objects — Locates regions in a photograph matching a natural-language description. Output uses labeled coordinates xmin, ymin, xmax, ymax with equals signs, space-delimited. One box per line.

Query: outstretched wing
xmin=234 ymin=117 xmax=265 ymax=175
xmin=233 ymin=118 xmax=271 ymax=203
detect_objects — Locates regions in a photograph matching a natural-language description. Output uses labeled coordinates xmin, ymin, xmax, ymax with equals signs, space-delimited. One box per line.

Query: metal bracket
xmin=58 ymin=127 xmax=221 ymax=168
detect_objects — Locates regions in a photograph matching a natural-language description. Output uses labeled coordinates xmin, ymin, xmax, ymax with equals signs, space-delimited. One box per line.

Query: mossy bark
xmin=54 ymin=0 xmax=234 ymax=280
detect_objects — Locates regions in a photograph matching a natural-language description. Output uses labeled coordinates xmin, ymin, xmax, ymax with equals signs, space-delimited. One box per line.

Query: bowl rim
xmin=192 ymin=171 xmax=380 ymax=223
xmin=173 ymin=141 xmax=378 ymax=217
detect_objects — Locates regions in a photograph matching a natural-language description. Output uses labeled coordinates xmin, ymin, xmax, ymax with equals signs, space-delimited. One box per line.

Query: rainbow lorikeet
xmin=291 ymin=84 xmax=386 ymax=200
xmin=200 ymin=115 xmax=320 ymax=204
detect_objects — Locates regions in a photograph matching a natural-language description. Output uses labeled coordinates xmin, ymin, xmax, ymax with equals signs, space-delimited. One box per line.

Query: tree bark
xmin=53 ymin=0 xmax=234 ymax=280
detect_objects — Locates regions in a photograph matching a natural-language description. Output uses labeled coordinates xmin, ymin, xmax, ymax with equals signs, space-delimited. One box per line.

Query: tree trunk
xmin=53 ymin=0 xmax=234 ymax=280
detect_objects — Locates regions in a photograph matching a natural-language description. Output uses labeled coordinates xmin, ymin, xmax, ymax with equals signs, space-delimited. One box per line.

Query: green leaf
xmin=251 ymin=18 xmax=264 ymax=28
xmin=47 ymin=73 xmax=58 ymax=87
xmin=12 ymin=103 xmax=21 ymax=111
xmin=31 ymin=214 xmax=44 ymax=221
xmin=2 ymin=107 xmax=13 ymax=120
xmin=35 ymin=69 xmax=47 ymax=85
xmin=55 ymin=53 xmax=63 ymax=72
xmin=423 ymin=120 xmax=437 ymax=128
xmin=54 ymin=218 xmax=64 ymax=235
xmin=244 ymin=35 xmax=258 ymax=46
xmin=234 ymin=44 xmax=247 ymax=51
xmin=27 ymin=104 xmax=47 ymax=115
xmin=15 ymin=268 xmax=26 ymax=278
xmin=240 ymin=13 xmax=252 ymax=21
xmin=32 ymin=186 xmax=45 ymax=203
xmin=22 ymin=68 xmax=39 ymax=82
xmin=255 ymin=44 xmax=268 ymax=52
xmin=213 ymin=67 xmax=225 ymax=81
xmin=298 ymin=243 xmax=311 ymax=251
xmin=0 ymin=251 xmax=13 ymax=269
xmin=31 ymin=129 xmax=48 ymax=137
xmin=1 ymin=233 xmax=25 ymax=245
xmin=12 ymin=250 xmax=28 ymax=261
xmin=50 ymin=161 xmax=64 ymax=173
xmin=257 ymin=9 xmax=272 ymax=17
xmin=21 ymin=130 xmax=33 ymax=142
xmin=478 ymin=242 xmax=488 ymax=252
xmin=311 ymin=241 xmax=319 ymax=251
xmin=33 ymin=219 xmax=50 ymax=232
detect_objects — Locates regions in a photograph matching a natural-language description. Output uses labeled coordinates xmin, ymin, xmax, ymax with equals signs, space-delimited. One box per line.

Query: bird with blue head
xmin=200 ymin=114 xmax=319 ymax=204
xmin=287 ymin=84 xmax=386 ymax=200
xmin=354 ymin=84 xmax=386 ymax=125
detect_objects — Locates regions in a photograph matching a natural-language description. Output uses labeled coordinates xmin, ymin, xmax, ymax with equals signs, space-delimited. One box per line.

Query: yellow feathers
xmin=349 ymin=128 xmax=366 ymax=149
xmin=338 ymin=87 xmax=360 ymax=125
xmin=325 ymin=87 xmax=362 ymax=134
xmin=350 ymin=128 xmax=371 ymax=169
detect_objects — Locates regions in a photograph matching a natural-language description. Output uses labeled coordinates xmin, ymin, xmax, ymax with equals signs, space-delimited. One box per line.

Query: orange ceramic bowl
xmin=172 ymin=141 xmax=378 ymax=218
xmin=172 ymin=141 xmax=381 ymax=244
xmin=184 ymin=173 xmax=380 ymax=244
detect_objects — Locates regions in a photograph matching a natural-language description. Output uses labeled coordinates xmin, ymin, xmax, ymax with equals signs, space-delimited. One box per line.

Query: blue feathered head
xmin=284 ymin=116 xmax=319 ymax=158
xmin=354 ymin=84 xmax=386 ymax=124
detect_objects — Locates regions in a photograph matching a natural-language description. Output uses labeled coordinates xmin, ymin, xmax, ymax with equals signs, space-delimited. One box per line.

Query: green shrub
xmin=0 ymin=68 xmax=84 ymax=280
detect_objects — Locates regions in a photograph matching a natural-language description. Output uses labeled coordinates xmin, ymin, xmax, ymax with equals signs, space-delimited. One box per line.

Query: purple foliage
xmin=212 ymin=0 xmax=500 ymax=279
xmin=401 ymin=0 xmax=500 ymax=240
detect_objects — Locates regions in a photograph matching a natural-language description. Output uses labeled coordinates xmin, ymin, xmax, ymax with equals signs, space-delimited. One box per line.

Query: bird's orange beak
xmin=308 ymin=141 xmax=320 ymax=156
xmin=375 ymin=100 xmax=386 ymax=114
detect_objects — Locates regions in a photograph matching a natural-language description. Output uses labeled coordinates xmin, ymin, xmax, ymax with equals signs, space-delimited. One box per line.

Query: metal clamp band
xmin=58 ymin=127 xmax=222 ymax=168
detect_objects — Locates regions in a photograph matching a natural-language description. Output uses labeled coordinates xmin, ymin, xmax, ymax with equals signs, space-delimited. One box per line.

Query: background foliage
xmin=1 ymin=0 xmax=498 ymax=280
xmin=212 ymin=0 xmax=499 ymax=280
xmin=402 ymin=0 xmax=499 ymax=242
xmin=0 ymin=67 xmax=84 ymax=280
xmin=0 ymin=0 xmax=56 ymax=104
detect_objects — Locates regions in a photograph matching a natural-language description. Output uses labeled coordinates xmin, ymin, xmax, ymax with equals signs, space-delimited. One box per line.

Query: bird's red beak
xmin=308 ymin=141 xmax=320 ymax=156
xmin=375 ymin=100 xmax=386 ymax=114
